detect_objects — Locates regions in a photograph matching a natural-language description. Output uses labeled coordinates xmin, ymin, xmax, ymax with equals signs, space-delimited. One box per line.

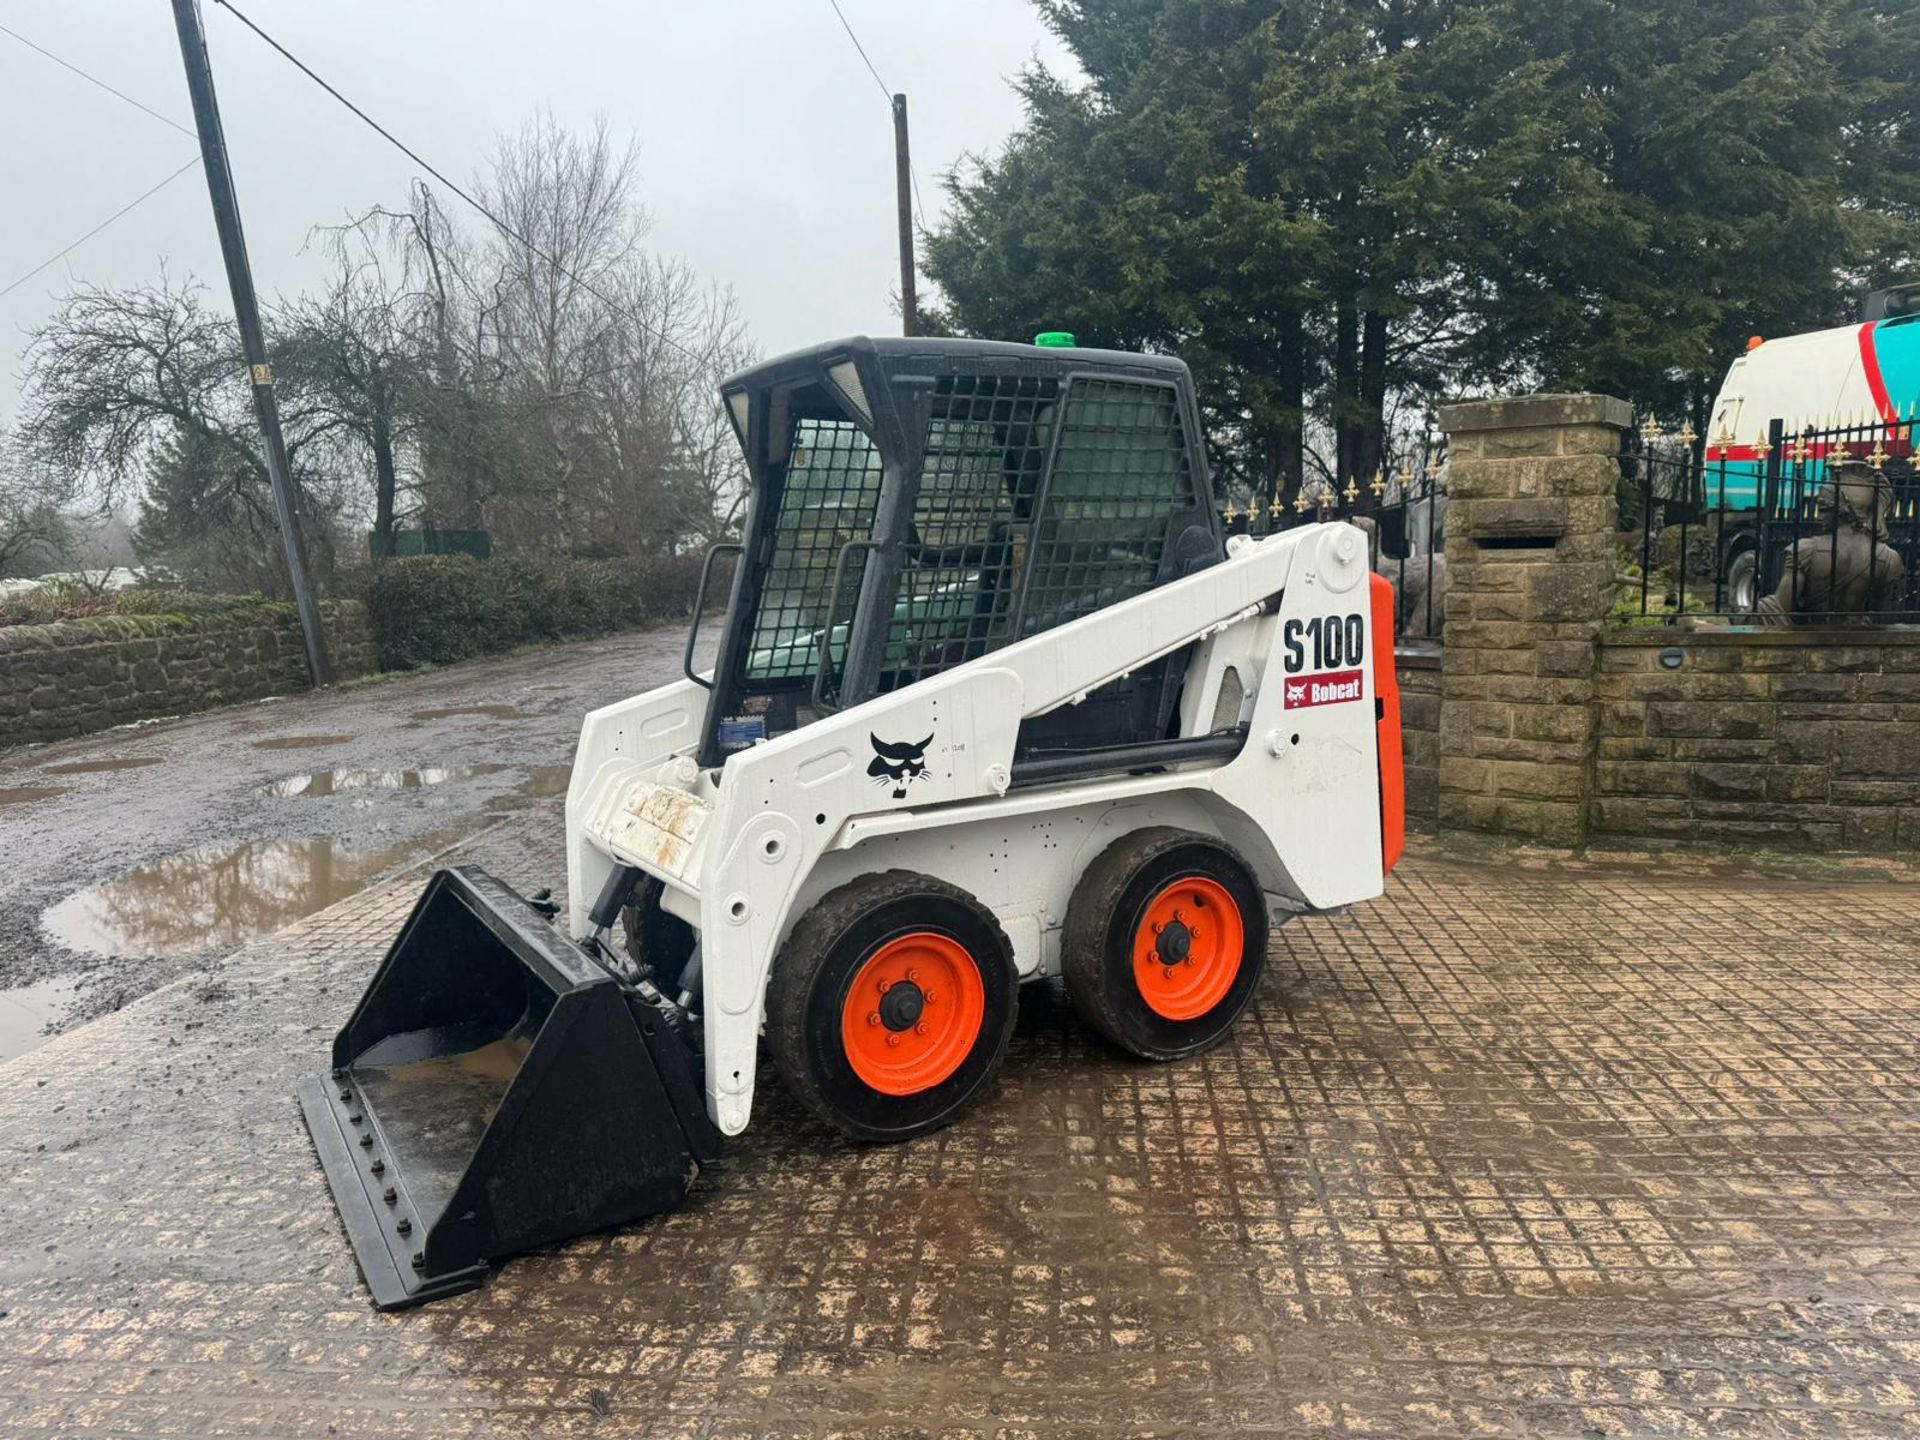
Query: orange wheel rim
xmin=841 ymin=932 xmax=986 ymax=1096
xmin=1132 ymin=875 xmax=1243 ymax=1021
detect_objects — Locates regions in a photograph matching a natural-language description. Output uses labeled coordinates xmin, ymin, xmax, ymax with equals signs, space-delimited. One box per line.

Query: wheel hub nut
xmin=1155 ymin=920 xmax=1194 ymax=966
xmin=878 ymin=979 xmax=926 ymax=1032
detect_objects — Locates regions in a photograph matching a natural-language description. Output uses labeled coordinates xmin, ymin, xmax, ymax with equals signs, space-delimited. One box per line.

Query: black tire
xmin=1062 ymin=827 xmax=1268 ymax=1061
xmin=620 ymin=874 xmax=697 ymax=993
xmin=1727 ymin=547 xmax=1759 ymax=613
xmin=767 ymin=870 xmax=1018 ymax=1142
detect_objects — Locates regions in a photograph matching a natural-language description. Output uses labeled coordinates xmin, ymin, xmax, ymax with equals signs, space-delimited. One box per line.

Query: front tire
xmin=1062 ymin=827 xmax=1268 ymax=1060
xmin=620 ymin=875 xmax=696 ymax=993
xmin=767 ymin=871 xmax=1017 ymax=1141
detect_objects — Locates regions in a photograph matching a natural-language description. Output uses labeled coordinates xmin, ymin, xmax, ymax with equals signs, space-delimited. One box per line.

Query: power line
xmin=0 ymin=156 xmax=202 ymax=301
xmin=825 ymin=0 xmax=893 ymax=102
xmin=207 ymin=0 xmax=720 ymax=378
xmin=821 ymin=0 xmax=931 ymax=232
xmin=0 ymin=22 xmax=197 ymax=138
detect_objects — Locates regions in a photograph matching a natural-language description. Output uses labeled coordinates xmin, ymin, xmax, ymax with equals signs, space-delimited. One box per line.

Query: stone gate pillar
xmin=1434 ymin=394 xmax=1631 ymax=844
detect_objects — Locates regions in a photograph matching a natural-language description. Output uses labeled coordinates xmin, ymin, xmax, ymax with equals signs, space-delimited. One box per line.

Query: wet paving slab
xmin=4 ymin=837 xmax=1920 ymax=1436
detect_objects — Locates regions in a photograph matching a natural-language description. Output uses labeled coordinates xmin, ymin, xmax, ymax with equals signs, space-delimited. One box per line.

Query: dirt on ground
xmin=0 ymin=621 xmax=704 ymax=1050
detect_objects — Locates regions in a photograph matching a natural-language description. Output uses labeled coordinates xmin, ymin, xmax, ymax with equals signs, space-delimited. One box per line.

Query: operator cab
xmin=688 ymin=336 xmax=1222 ymax=770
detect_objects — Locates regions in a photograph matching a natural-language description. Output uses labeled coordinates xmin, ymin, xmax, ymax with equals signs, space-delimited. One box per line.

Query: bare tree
xmin=14 ymin=114 xmax=756 ymax=595
xmin=18 ymin=276 xmax=351 ymax=593
xmin=279 ymin=225 xmax=422 ymax=558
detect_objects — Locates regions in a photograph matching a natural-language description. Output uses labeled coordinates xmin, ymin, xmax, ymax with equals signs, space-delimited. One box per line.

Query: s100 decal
xmin=1282 ymin=613 xmax=1366 ymax=709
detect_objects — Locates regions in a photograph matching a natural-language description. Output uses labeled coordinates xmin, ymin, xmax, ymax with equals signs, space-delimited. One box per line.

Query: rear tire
xmin=767 ymin=871 xmax=1018 ymax=1142
xmin=620 ymin=875 xmax=696 ymax=994
xmin=1062 ymin=827 xmax=1268 ymax=1060
xmin=1727 ymin=547 xmax=1759 ymax=613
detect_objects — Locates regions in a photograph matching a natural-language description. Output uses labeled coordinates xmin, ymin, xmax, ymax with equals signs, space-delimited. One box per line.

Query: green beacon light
xmin=1033 ymin=330 xmax=1077 ymax=348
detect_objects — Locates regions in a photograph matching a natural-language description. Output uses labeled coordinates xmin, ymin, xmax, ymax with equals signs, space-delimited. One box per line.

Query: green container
xmin=375 ymin=526 xmax=493 ymax=560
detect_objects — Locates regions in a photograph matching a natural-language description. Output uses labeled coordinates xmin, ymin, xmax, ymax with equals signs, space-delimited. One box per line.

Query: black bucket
xmin=298 ymin=866 xmax=718 ymax=1309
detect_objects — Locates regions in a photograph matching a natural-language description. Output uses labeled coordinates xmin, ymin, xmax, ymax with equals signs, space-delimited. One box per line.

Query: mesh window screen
xmin=878 ymin=375 xmax=1059 ymax=690
xmin=744 ymin=417 xmax=883 ymax=682
xmin=1019 ymin=379 xmax=1192 ymax=637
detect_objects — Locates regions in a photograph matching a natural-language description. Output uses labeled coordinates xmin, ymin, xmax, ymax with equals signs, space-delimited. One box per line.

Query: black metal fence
xmin=1620 ymin=412 xmax=1920 ymax=624
xmin=1223 ymin=449 xmax=1447 ymax=641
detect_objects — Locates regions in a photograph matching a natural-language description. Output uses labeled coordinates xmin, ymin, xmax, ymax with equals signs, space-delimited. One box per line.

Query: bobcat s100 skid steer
xmin=300 ymin=335 xmax=1405 ymax=1308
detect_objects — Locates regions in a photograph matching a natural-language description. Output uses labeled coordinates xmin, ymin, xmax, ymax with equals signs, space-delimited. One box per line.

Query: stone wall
xmin=1397 ymin=649 xmax=1442 ymax=821
xmin=1593 ymin=629 xmax=1920 ymax=850
xmin=1432 ymin=394 xmax=1633 ymax=844
xmin=0 ymin=602 xmax=375 ymax=748
xmin=1418 ymin=389 xmax=1920 ymax=854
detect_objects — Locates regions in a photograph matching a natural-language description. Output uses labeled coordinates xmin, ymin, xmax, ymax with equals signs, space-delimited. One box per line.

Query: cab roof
xmin=721 ymin=335 xmax=1192 ymax=397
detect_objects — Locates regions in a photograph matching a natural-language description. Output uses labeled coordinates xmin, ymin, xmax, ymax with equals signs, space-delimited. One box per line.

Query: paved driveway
xmin=3 ymin=821 xmax=1919 ymax=1437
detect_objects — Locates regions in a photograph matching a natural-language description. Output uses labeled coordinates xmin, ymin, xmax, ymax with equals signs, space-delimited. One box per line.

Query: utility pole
xmin=170 ymin=0 xmax=331 ymax=686
xmin=892 ymin=93 xmax=918 ymax=337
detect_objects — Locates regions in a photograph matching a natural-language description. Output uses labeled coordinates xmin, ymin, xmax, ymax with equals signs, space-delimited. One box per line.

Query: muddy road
xmin=0 ymin=621 xmax=704 ymax=1056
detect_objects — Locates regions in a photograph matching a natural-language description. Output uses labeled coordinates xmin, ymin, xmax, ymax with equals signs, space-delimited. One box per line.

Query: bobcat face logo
xmin=1285 ymin=680 xmax=1308 ymax=707
xmin=868 ymin=732 xmax=933 ymax=799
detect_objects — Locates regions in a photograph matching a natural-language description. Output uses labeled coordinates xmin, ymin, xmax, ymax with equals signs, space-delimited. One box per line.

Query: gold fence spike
xmin=1224 ymin=500 xmax=1239 ymax=523
xmin=1369 ymin=470 xmax=1387 ymax=498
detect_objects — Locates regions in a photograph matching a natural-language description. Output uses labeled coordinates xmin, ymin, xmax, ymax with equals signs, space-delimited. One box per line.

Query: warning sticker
xmin=1283 ymin=668 xmax=1364 ymax=709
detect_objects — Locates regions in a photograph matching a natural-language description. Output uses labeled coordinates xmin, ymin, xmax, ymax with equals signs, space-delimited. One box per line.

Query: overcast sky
xmin=0 ymin=1 xmax=1072 ymax=423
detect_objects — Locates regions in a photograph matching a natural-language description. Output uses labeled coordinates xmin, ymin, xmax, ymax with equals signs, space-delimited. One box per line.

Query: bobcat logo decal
xmin=868 ymin=732 xmax=933 ymax=799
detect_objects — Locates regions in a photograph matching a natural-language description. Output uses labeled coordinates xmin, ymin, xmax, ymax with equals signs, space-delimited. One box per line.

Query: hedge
xmin=0 ymin=584 xmax=284 ymax=630
xmin=360 ymin=551 xmax=712 ymax=670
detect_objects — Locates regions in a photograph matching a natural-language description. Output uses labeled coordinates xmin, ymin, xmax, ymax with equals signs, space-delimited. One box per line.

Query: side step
xmin=299 ymin=866 xmax=719 ymax=1309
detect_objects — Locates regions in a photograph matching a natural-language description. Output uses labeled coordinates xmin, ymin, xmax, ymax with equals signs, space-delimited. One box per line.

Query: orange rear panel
xmin=1369 ymin=573 xmax=1405 ymax=874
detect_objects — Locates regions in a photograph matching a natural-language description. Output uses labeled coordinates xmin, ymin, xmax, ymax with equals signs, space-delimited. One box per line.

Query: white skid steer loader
xmin=300 ymin=335 xmax=1406 ymax=1308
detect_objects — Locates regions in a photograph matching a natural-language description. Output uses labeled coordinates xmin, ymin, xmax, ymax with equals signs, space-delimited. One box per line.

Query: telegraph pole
xmin=892 ymin=93 xmax=918 ymax=337
xmin=170 ymin=0 xmax=331 ymax=686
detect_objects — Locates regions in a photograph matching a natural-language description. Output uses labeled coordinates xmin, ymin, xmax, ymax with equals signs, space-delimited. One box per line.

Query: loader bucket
xmin=298 ymin=866 xmax=719 ymax=1309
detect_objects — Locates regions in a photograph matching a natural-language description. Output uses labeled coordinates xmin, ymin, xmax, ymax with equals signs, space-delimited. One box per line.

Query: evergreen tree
xmin=925 ymin=0 xmax=1920 ymax=491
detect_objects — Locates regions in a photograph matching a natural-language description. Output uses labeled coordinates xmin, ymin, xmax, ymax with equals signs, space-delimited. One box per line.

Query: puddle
xmin=0 ymin=787 xmax=69 ymax=807
xmin=411 ymin=705 xmax=530 ymax=722
xmin=516 ymin=766 xmax=571 ymax=799
xmin=43 ymin=763 xmax=574 ymax=959
xmin=263 ymin=764 xmax=508 ymax=798
xmin=40 ymin=757 xmax=163 ymax=776
xmin=0 ymin=977 xmax=79 ymax=1063
xmin=41 ymin=825 xmax=476 ymax=959
xmin=484 ymin=765 xmax=571 ymax=809
xmin=253 ymin=734 xmax=356 ymax=751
